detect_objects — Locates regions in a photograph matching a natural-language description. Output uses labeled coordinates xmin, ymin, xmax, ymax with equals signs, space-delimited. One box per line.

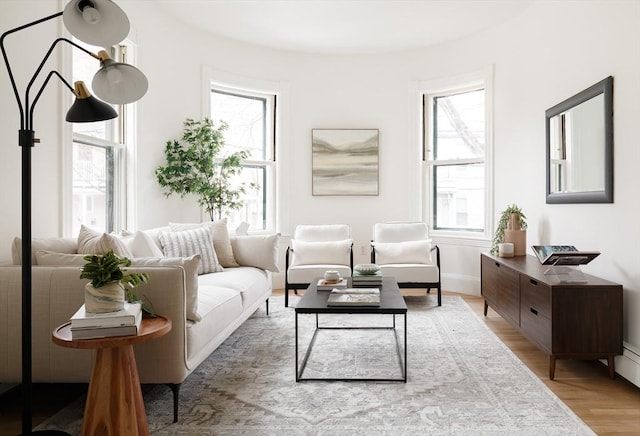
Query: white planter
xmin=85 ymin=281 xmax=125 ymax=314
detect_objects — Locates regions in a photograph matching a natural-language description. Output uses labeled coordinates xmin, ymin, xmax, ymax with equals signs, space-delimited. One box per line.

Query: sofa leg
xmin=167 ymin=383 xmax=181 ymax=423
xmin=285 ymin=288 xmax=289 ymax=307
xmin=265 ymin=298 xmax=269 ymax=316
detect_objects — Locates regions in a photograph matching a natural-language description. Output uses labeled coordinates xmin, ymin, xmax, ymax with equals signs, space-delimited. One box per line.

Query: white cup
xmin=324 ymin=270 xmax=340 ymax=282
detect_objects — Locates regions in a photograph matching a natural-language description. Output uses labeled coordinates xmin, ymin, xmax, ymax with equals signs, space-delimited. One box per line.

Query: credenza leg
xmin=483 ymin=300 xmax=488 ymax=316
xmin=549 ymin=356 xmax=556 ymax=380
xmin=607 ymin=356 xmax=616 ymax=379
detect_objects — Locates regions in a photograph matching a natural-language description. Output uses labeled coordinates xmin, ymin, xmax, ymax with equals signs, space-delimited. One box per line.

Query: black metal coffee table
xmin=295 ymin=276 xmax=407 ymax=382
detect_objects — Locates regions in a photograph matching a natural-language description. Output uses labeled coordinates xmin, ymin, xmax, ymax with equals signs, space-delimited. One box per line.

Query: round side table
xmin=52 ymin=316 xmax=171 ymax=436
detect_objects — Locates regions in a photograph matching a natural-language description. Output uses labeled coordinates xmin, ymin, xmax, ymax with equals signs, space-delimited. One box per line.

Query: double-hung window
xmin=69 ymin=42 xmax=135 ymax=235
xmin=209 ymin=86 xmax=276 ymax=232
xmin=423 ymin=70 xmax=492 ymax=237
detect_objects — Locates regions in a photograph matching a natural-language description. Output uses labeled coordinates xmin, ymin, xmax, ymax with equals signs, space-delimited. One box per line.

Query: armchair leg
xmin=285 ymin=288 xmax=289 ymax=307
xmin=437 ymin=286 xmax=442 ymax=306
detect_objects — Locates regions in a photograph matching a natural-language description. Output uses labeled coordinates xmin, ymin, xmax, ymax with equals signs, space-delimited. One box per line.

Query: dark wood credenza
xmin=480 ymin=253 xmax=623 ymax=380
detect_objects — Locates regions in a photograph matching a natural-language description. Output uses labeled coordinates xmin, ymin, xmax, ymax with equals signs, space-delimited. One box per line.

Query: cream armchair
xmin=285 ymin=224 xmax=353 ymax=307
xmin=371 ymin=222 xmax=441 ymax=306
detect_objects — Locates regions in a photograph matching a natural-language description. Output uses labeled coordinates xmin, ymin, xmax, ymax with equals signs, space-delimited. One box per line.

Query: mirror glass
xmin=546 ymin=76 xmax=613 ymax=203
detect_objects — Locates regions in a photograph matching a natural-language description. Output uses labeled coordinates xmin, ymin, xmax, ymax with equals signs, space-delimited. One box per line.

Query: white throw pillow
xmin=130 ymin=255 xmax=201 ymax=322
xmin=128 ymin=231 xmax=164 ymax=258
xmin=77 ymin=225 xmax=133 ymax=257
xmin=374 ymin=240 xmax=433 ymax=265
xmin=290 ymin=239 xmax=351 ymax=267
xmin=159 ymin=227 xmax=223 ymax=274
xmin=36 ymin=251 xmax=87 ymax=266
xmin=230 ymin=234 xmax=280 ymax=272
xmin=170 ymin=219 xmax=239 ymax=268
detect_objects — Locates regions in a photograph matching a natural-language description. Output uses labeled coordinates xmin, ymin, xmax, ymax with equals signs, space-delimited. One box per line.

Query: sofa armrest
xmin=0 ymin=265 xmax=189 ymax=384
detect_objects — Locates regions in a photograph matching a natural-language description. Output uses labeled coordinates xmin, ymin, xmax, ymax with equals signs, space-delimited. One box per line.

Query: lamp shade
xmin=63 ymin=0 xmax=130 ymax=47
xmin=66 ymin=81 xmax=117 ymax=122
xmin=92 ymin=51 xmax=148 ymax=104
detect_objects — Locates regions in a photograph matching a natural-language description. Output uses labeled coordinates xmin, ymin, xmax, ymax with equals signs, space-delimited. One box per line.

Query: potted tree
xmin=155 ymin=118 xmax=255 ymax=221
xmin=80 ymin=251 xmax=153 ymax=315
xmin=491 ymin=204 xmax=527 ymax=256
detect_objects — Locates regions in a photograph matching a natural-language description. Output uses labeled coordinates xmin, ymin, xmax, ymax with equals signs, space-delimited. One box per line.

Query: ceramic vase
xmin=503 ymin=213 xmax=526 ymax=256
xmin=85 ymin=281 xmax=125 ymax=313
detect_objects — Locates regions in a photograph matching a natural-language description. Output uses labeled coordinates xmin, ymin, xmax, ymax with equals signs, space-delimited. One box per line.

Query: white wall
xmin=2 ymin=0 xmax=639 ymax=383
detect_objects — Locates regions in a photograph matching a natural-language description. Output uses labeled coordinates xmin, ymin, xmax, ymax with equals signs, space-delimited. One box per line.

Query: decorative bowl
xmin=354 ymin=263 xmax=380 ymax=275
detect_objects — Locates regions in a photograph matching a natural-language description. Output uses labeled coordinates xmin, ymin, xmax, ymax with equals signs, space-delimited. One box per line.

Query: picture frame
xmin=312 ymin=128 xmax=379 ymax=196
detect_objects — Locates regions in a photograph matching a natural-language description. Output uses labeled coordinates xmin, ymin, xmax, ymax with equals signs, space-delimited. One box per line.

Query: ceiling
xmin=154 ymin=0 xmax=535 ymax=55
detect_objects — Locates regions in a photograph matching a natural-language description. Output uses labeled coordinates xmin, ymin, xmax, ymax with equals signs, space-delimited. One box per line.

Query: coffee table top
xmin=295 ymin=276 xmax=407 ymax=314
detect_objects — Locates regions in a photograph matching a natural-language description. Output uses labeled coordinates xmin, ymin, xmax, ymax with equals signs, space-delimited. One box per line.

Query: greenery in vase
xmin=155 ymin=118 xmax=256 ymax=221
xmin=80 ymin=251 xmax=154 ymax=315
xmin=490 ymin=204 xmax=527 ymax=255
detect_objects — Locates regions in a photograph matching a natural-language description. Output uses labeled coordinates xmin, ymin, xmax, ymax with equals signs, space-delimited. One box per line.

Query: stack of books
xmin=70 ymin=302 xmax=142 ymax=340
xmin=327 ymin=288 xmax=380 ymax=306
xmin=351 ymin=270 xmax=383 ymax=287
xmin=316 ymin=277 xmax=348 ymax=291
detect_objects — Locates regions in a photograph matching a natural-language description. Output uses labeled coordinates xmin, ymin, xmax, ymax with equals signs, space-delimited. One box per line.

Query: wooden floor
xmin=2 ymin=289 xmax=639 ymax=435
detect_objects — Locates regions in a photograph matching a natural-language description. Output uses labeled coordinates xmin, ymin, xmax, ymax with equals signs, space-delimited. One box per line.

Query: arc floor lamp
xmin=0 ymin=1 xmax=148 ymax=434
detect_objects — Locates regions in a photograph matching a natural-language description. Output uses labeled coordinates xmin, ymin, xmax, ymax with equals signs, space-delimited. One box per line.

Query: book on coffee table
xmin=326 ymin=288 xmax=380 ymax=306
xmin=316 ymin=278 xmax=348 ymax=290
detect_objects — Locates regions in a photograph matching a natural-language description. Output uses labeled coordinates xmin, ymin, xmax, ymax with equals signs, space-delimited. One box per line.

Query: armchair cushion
xmin=294 ymin=224 xmax=350 ymax=242
xmin=373 ymin=222 xmax=429 ymax=243
xmin=374 ymin=240 xmax=433 ymax=265
xmin=290 ymin=239 xmax=351 ymax=267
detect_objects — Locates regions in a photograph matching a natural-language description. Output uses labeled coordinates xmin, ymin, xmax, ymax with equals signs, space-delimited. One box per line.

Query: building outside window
xmin=210 ymin=87 xmax=276 ymax=232
xmin=423 ymin=72 xmax=491 ymax=238
xmin=70 ymin=42 xmax=134 ymax=235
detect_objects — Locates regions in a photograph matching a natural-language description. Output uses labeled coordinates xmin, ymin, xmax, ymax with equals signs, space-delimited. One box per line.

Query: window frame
xmin=419 ymin=67 xmax=494 ymax=242
xmin=62 ymin=41 xmax=138 ymax=236
xmin=202 ymin=68 xmax=280 ymax=234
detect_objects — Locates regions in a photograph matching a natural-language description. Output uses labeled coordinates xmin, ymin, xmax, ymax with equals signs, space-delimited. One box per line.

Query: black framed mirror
xmin=545 ymin=76 xmax=613 ymax=204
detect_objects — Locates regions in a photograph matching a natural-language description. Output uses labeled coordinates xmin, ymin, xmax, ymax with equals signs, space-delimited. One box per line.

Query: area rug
xmin=37 ymin=295 xmax=594 ymax=435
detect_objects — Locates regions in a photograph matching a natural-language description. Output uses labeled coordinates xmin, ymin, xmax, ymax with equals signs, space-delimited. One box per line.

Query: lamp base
xmin=20 ymin=431 xmax=71 ymax=435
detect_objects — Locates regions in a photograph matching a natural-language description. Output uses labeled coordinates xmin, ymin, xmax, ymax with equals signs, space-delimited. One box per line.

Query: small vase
xmin=85 ymin=282 xmax=125 ymax=314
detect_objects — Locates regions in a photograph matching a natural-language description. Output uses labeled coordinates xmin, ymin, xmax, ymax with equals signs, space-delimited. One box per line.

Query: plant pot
xmin=85 ymin=281 xmax=125 ymax=314
xmin=504 ymin=229 xmax=526 ymax=256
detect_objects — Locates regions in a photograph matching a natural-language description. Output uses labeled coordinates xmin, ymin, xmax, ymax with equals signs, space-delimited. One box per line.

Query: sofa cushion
xmin=159 ymin=228 xmax=222 ymax=274
xmin=198 ymin=266 xmax=270 ymax=309
xmin=230 ymin=234 xmax=280 ymax=272
xmin=170 ymin=219 xmax=239 ymax=268
xmin=378 ymin=264 xmax=439 ymax=283
xmin=36 ymin=251 xmax=86 ymax=266
xmin=290 ymin=239 xmax=351 ymax=267
xmin=130 ymin=255 xmax=202 ymax=322
xmin=374 ymin=240 xmax=433 ymax=265
xmin=77 ymin=225 xmax=133 ymax=257
xmin=11 ymin=237 xmax=77 ymax=265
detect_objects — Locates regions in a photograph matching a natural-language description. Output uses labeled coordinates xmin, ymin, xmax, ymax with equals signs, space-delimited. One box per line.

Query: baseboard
xmin=616 ymin=342 xmax=640 ymax=388
xmin=442 ymin=273 xmax=480 ymax=296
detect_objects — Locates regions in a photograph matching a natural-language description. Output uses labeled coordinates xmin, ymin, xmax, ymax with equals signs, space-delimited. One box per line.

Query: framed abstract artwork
xmin=312 ymin=129 xmax=379 ymax=196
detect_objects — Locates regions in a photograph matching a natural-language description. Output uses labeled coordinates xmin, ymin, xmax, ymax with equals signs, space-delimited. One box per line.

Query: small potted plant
xmin=80 ymin=251 xmax=153 ymax=315
xmin=491 ymin=204 xmax=527 ymax=256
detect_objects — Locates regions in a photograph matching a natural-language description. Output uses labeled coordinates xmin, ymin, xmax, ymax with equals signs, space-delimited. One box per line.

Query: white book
xmin=70 ymin=302 xmax=142 ymax=328
xmin=70 ymin=315 xmax=141 ymax=340
xmin=330 ymin=287 xmax=380 ymax=295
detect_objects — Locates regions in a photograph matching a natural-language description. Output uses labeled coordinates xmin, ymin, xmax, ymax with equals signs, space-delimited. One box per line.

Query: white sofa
xmin=0 ymin=224 xmax=279 ymax=422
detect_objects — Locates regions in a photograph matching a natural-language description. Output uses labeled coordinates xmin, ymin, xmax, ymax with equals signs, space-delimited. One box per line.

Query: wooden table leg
xmin=549 ymin=355 xmax=556 ymax=380
xmin=83 ymin=345 xmax=148 ymax=436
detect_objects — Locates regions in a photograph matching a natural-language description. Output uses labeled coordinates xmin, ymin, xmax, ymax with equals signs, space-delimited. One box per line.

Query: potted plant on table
xmin=155 ymin=118 xmax=256 ymax=221
xmin=491 ymin=204 xmax=527 ymax=256
xmin=80 ymin=251 xmax=154 ymax=315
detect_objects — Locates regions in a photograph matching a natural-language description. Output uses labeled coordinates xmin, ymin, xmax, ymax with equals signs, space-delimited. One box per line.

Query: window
xmin=423 ymin=71 xmax=491 ymax=237
xmin=69 ymin=43 xmax=135 ymax=235
xmin=210 ymin=86 xmax=276 ymax=232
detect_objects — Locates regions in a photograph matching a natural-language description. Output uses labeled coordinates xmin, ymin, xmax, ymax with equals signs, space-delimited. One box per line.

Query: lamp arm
xmin=29 ymin=70 xmax=76 ymax=129
xmin=0 ymin=11 xmax=63 ymax=130
xmin=25 ymin=37 xmax=100 ymax=130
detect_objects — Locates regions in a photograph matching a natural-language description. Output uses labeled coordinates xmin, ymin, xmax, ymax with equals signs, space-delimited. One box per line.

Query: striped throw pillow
xmin=159 ymin=227 xmax=223 ymax=274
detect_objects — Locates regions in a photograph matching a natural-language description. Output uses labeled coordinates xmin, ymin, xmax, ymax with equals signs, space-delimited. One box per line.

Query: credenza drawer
xmin=521 ymin=303 xmax=552 ymax=352
xmin=520 ymin=275 xmax=551 ymax=319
